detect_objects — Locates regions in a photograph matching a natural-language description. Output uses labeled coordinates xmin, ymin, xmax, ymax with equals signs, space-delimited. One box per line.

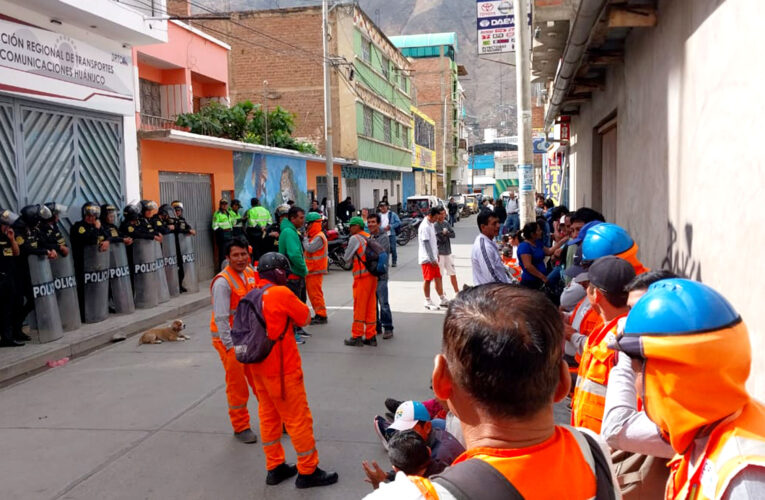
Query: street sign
xmin=477 ymin=1 xmax=514 ymax=54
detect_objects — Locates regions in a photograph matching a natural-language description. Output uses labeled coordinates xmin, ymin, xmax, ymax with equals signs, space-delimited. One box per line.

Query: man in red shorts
xmin=418 ymin=207 xmax=447 ymax=310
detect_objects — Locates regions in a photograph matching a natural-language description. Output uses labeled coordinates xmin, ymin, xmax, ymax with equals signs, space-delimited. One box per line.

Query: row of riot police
xmin=0 ymin=200 xmax=198 ymax=347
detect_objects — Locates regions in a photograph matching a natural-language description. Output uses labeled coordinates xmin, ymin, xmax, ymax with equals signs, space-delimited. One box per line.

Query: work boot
xmin=180 ymin=286 xmax=188 ymax=293
xmin=363 ymin=336 xmax=377 ymax=346
xmin=295 ymin=467 xmax=339 ymax=489
xmin=384 ymin=398 xmax=402 ymax=414
xmin=382 ymin=330 xmax=394 ymax=340
xmin=234 ymin=428 xmax=258 ymax=444
xmin=344 ymin=336 xmax=363 ymax=347
xmin=392 ymin=262 xmax=397 ymax=267
xmin=266 ymin=463 xmax=297 ymax=485
xmin=310 ymin=315 xmax=327 ymax=325
xmin=0 ymin=338 xmax=24 ymax=347
xmin=14 ymin=331 xmax=32 ymax=342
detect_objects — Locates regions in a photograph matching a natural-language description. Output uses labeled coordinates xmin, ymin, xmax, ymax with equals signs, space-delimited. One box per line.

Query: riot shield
xmin=155 ymin=241 xmax=170 ymax=303
xmin=82 ymin=245 xmax=110 ymax=323
xmin=178 ymin=234 xmax=199 ymax=293
xmin=49 ymin=253 xmax=81 ymax=331
xmin=27 ymin=255 xmax=64 ymax=343
xmin=161 ymin=233 xmax=180 ymax=297
xmin=109 ymin=242 xmax=135 ymax=314
xmin=133 ymin=239 xmax=159 ymax=309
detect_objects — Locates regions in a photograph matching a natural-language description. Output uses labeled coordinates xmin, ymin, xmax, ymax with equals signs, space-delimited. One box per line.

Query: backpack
xmin=355 ymin=235 xmax=388 ymax=277
xmin=230 ymin=284 xmax=289 ymax=363
xmin=431 ymin=428 xmax=616 ymax=500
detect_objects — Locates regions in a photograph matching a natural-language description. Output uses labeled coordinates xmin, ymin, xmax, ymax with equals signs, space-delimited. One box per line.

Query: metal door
xmin=345 ymin=178 xmax=360 ymax=208
xmin=0 ymin=101 xmax=18 ymax=210
xmin=159 ymin=172 xmax=215 ymax=280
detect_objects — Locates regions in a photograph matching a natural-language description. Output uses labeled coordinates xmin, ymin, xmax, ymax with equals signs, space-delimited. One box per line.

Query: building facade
xmin=535 ymin=0 xmax=765 ymax=397
xmin=194 ymin=4 xmax=412 ymax=211
xmin=0 ymin=0 xmax=166 ymax=228
xmin=391 ymin=33 xmax=468 ymax=198
xmin=406 ymin=105 xmax=437 ymax=199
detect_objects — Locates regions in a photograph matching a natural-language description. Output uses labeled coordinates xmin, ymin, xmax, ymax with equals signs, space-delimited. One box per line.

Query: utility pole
xmin=442 ymin=94 xmax=448 ymax=198
xmin=322 ymin=0 xmax=336 ymax=229
xmin=510 ymin=0 xmax=535 ymax=224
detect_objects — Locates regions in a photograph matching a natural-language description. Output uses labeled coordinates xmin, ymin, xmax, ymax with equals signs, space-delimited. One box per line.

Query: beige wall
xmin=567 ymin=0 xmax=765 ymax=397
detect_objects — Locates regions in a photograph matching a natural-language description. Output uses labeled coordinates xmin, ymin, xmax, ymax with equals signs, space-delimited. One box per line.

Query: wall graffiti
xmin=233 ymin=152 xmax=309 ymax=216
xmin=662 ymin=221 xmax=702 ymax=281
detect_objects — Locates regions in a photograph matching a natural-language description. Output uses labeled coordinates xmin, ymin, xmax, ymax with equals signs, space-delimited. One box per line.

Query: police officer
xmin=230 ymin=199 xmax=244 ymax=239
xmin=101 ymin=204 xmax=132 ymax=244
xmin=40 ymin=203 xmax=69 ymax=257
xmin=136 ymin=200 xmax=161 ymax=242
xmin=213 ymin=199 xmax=234 ymax=269
xmin=171 ymin=201 xmax=195 ymax=293
xmin=70 ymin=202 xmax=110 ymax=321
xmin=13 ymin=205 xmax=57 ymax=341
xmin=245 ymin=197 xmax=272 ymax=262
xmin=152 ymin=204 xmax=176 ymax=236
xmin=0 ymin=210 xmax=23 ymax=347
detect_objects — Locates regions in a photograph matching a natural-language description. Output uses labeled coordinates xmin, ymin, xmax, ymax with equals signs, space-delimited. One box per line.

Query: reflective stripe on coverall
xmin=209 ymin=266 xmax=258 ymax=432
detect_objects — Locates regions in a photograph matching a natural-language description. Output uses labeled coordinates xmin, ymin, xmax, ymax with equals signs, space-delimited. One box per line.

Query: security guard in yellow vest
xmin=245 ymin=197 xmax=272 ymax=262
xmin=212 ymin=199 xmax=234 ymax=269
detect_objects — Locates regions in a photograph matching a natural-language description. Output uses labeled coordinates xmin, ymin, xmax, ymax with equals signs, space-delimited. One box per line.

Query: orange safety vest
xmin=666 ymin=402 xmax=765 ymax=500
xmin=351 ymin=231 xmax=372 ymax=279
xmin=572 ymin=314 xmax=626 ymax=433
xmin=209 ymin=266 xmax=258 ymax=333
xmin=407 ymin=426 xmax=599 ymax=498
xmin=305 ymin=232 xmax=328 ymax=275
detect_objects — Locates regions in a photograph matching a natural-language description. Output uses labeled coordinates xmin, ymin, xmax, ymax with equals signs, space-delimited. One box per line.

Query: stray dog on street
xmin=138 ymin=319 xmax=189 ymax=345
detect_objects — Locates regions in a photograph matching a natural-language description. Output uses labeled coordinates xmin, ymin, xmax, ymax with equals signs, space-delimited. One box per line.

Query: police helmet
xmin=0 ymin=209 xmax=19 ymax=227
xmin=21 ymin=205 xmax=41 ymax=226
xmin=257 ymin=252 xmax=291 ymax=286
xmin=171 ymin=201 xmax=184 ymax=212
xmin=274 ymin=204 xmax=290 ymax=219
xmin=44 ymin=202 xmax=68 ymax=217
xmin=100 ymin=204 xmax=117 ymax=222
xmin=123 ymin=202 xmax=142 ymax=221
xmin=38 ymin=204 xmax=52 ymax=221
xmin=140 ymin=200 xmax=158 ymax=214
xmin=81 ymin=202 xmax=101 ymax=218
xmin=158 ymin=204 xmax=175 ymax=218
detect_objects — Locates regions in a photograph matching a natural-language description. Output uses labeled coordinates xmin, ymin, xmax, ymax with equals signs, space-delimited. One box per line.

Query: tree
xmin=175 ymin=101 xmax=317 ymax=154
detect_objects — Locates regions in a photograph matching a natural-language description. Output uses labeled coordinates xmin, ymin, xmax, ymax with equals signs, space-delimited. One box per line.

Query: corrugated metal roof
xmin=389 ymin=33 xmax=458 ymax=51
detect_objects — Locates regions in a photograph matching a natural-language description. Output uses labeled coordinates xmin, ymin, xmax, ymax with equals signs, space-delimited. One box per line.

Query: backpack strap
xmin=431 ymin=459 xmax=524 ymax=500
xmin=565 ymin=427 xmax=617 ymax=500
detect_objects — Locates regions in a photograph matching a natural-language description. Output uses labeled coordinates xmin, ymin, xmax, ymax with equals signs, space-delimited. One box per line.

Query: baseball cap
xmin=564 ymin=245 xmax=586 ymax=278
xmin=305 ymin=212 xmax=322 ymax=223
xmin=349 ymin=216 xmax=365 ymax=228
xmin=388 ymin=401 xmax=431 ymax=431
xmin=568 ymin=220 xmax=601 ymax=246
xmin=587 ymin=256 xmax=636 ymax=295
xmin=573 ymin=272 xmax=590 ymax=284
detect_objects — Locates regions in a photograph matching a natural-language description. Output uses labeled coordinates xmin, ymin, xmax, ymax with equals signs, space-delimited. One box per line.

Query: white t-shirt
xmin=418 ymin=218 xmax=438 ymax=265
xmin=380 ymin=211 xmax=391 ymax=233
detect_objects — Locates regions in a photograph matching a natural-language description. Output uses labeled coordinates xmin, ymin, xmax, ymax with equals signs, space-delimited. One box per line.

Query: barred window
xmin=364 ymin=107 xmax=374 ymax=136
xmin=381 ymin=56 xmax=389 ymax=79
xmin=362 ymin=39 xmax=371 ymax=63
xmin=403 ymin=126 xmax=410 ymax=149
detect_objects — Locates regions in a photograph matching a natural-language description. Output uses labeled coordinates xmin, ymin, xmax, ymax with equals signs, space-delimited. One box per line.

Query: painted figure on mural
xmin=279 ymin=166 xmax=298 ymax=206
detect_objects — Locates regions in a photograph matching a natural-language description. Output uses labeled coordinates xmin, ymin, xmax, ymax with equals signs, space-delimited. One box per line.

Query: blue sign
xmin=533 ymin=137 xmax=549 ymax=154
xmin=468 ymin=154 xmax=495 ymax=170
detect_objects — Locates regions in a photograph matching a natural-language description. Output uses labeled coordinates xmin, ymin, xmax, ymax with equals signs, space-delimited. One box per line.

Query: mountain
xmin=192 ymin=0 xmax=516 ymax=136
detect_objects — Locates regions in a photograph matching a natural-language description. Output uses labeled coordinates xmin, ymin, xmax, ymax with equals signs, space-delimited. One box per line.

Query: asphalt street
xmin=0 ymin=217 xmax=486 ymax=500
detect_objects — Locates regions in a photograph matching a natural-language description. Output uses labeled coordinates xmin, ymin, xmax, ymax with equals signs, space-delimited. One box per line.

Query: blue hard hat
xmin=582 ymin=223 xmax=634 ymax=261
xmin=624 ymin=278 xmax=740 ymax=335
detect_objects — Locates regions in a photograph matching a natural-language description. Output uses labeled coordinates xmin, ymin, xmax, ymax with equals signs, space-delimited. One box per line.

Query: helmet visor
xmin=83 ymin=205 xmax=101 ymax=217
xmin=0 ymin=210 xmax=19 ymax=226
xmin=39 ymin=205 xmax=53 ymax=220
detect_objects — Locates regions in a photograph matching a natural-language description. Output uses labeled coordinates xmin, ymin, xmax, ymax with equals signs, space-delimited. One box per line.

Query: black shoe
xmin=0 ymin=338 xmax=25 ymax=347
xmin=385 ymin=411 xmax=395 ymax=422
xmin=295 ymin=467 xmax=339 ymax=489
xmin=363 ymin=336 xmax=377 ymax=346
xmin=310 ymin=315 xmax=327 ymax=325
xmin=382 ymin=330 xmax=393 ymax=340
xmin=373 ymin=415 xmax=391 ymax=450
xmin=233 ymin=428 xmax=258 ymax=443
xmin=384 ymin=398 xmax=403 ymax=414
xmin=14 ymin=332 xmax=32 ymax=342
xmin=180 ymin=286 xmax=188 ymax=293
xmin=344 ymin=337 xmax=363 ymax=347
xmin=266 ymin=463 xmax=298 ymax=485
xmin=392 ymin=262 xmax=397 ymax=267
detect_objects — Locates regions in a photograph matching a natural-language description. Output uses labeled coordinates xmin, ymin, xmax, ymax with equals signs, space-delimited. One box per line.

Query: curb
xmin=0 ymin=291 xmax=210 ymax=387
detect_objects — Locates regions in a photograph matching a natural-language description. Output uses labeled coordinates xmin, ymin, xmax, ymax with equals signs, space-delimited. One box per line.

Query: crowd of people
xmin=0 ymin=200 xmax=196 ymax=347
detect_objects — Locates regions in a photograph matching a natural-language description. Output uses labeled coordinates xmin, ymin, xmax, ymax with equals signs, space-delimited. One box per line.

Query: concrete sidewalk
xmin=0 ymin=283 xmax=212 ymax=386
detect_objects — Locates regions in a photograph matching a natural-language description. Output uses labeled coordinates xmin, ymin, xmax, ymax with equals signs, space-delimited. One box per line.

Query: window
xmin=363 ymin=106 xmax=374 ymax=136
xmin=139 ymin=78 xmax=161 ymax=116
xmin=381 ymin=56 xmax=389 ymax=79
xmin=474 ymin=169 xmax=486 ymax=176
xmin=399 ymin=75 xmax=408 ymax=92
xmin=503 ymin=164 xmax=513 ymax=173
xmin=383 ymin=117 xmax=391 ymax=143
xmin=402 ymin=126 xmax=410 ymax=149
xmin=362 ymin=39 xmax=371 ymax=63
xmin=395 ymin=122 xmax=400 ymax=138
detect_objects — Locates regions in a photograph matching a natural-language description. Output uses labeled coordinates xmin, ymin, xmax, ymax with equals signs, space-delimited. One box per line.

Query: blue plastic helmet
xmin=581 ymin=223 xmax=634 ymax=261
xmin=624 ymin=278 xmax=740 ymax=336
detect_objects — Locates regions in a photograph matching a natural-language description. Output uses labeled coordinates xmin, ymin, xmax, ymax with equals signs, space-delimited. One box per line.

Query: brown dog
xmin=138 ymin=319 xmax=189 ymax=345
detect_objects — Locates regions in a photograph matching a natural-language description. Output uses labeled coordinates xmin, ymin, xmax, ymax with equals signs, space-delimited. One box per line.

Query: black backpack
xmin=355 ymin=235 xmax=388 ymax=277
xmin=230 ymin=284 xmax=289 ymax=363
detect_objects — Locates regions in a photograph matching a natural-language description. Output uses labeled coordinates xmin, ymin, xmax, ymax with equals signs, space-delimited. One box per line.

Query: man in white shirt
xmin=471 ymin=210 xmax=510 ymax=286
xmin=503 ymin=191 xmax=520 ymax=233
xmin=418 ymin=207 xmax=447 ymax=310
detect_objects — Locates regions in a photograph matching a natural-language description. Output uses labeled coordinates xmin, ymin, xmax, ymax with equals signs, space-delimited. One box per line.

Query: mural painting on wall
xmin=233 ymin=153 xmax=309 ymax=215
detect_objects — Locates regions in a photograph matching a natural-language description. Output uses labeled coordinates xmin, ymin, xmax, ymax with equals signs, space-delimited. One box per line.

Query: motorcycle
xmin=326 ymin=228 xmax=352 ymax=270
xmin=396 ymin=216 xmax=422 ymax=246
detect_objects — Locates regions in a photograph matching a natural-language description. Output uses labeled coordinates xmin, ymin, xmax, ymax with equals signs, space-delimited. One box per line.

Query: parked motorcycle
xmin=396 ymin=216 xmax=422 ymax=246
xmin=326 ymin=228 xmax=352 ymax=270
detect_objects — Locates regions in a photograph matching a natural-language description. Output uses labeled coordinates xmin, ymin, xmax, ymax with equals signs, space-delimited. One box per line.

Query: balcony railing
xmin=139 ymin=114 xmax=189 ymax=132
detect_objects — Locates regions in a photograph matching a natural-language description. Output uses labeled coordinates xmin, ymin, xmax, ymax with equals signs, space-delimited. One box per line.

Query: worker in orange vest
xmin=251 ymin=252 xmax=338 ymax=489
xmin=616 ymin=279 xmax=765 ymax=499
xmin=570 ymin=256 xmax=635 ymax=433
xmin=343 ymin=216 xmax=378 ymax=347
xmin=209 ymin=238 xmax=259 ymax=443
xmin=302 ymin=212 xmax=328 ymax=325
xmin=363 ymin=284 xmax=617 ymax=499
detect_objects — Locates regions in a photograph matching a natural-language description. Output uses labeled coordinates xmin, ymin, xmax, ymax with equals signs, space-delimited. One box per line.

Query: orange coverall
xmin=348 ymin=232 xmax=377 ymax=339
xmin=303 ymin=221 xmax=328 ymax=318
xmin=209 ymin=266 xmax=259 ymax=432
xmin=250 ymin=280 xmax=319 ymax=474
